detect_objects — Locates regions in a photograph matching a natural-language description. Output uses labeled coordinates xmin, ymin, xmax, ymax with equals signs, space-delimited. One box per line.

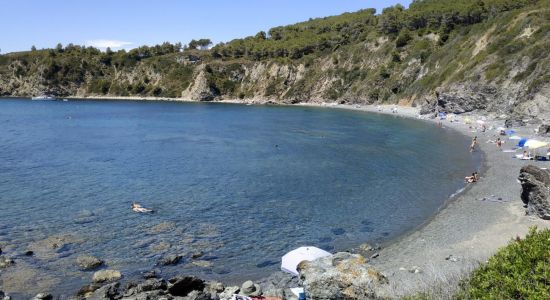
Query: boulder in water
xmin=76 ymin=255 xmax=104 ymax=271
xmin=92 ymin=270 xmax=122 ymax=283
xmin=167 ymin=276 xmax=205 ymax=297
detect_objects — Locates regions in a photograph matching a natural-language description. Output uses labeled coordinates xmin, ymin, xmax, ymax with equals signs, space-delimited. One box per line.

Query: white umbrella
xmin=281 ymin=246 xmax=331 ymax=276
xmin=525 ymin=140 xmax=548 ymax=149
xmin=496 ymin=127 xmax=506 ymax=131
xmin=476 ymin=120 xmax=486 ymax=125
xmin=509 ymin=135 xmax=522 ymax=140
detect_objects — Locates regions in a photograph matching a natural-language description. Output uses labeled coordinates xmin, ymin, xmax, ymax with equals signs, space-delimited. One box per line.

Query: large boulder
xmin=87 ymin=282 xmax=120 ymax=300
xmin=298 ymin=252 xmax=388 ymax=300
xmin=167 ymin=276 xmax=206 ymax=297
xmin=518 ymin=165 xmax=550 ymax=219
xmin=93 ymin=270 xmax=122 ymax=283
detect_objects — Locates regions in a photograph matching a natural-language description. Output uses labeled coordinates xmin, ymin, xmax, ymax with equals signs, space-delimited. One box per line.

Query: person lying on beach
xmin=132 ymin=202 xmax=153 ymax=213
xmin=465 ymin=172 xmax=479 ymax=183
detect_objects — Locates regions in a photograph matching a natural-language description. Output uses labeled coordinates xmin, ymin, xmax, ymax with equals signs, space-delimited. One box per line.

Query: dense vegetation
xmin=0 ymin=0 xmax=549 ymax=110
xmin=458 ymin=227 xmax=550 ymax=299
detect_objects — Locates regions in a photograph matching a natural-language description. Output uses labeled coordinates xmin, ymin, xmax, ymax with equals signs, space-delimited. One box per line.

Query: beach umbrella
xmin=509 ymin=135 xmax=522 ymax=140
xmin=518 ymin=138 xmax=529 ymax=147
xmin=496 ymin=127 xmax=506 ymax=131
xmin=281 ymin=246 xmax=331 ymax=276
xmin=476 ymin=120 xmax=486 ymax=125
xmin=525 ymin=140 xmax=548 ymax=149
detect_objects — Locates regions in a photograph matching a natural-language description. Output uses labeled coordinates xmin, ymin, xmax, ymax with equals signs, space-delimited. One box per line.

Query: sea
xmin=0 ymin=98 xmax=480 ymax=297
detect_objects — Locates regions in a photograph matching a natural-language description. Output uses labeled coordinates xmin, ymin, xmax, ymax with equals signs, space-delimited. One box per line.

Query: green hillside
xmin=1 ymin=0 xmax=549 ymax=117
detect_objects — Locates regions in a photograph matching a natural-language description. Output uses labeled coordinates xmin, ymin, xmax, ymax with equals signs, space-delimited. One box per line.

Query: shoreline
xmin=1 ymin=96 xmax=549 ymax=298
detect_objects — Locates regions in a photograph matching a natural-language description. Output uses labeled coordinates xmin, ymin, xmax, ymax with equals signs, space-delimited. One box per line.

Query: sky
xmin=0 ymin=0 xmax=411 ymax=53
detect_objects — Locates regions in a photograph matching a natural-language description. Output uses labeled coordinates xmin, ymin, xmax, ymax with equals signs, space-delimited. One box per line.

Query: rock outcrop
xmin=298 ymin=252 xmax=388 ymax=300
xmin=518 ymin=165 xmax=550 ymax=220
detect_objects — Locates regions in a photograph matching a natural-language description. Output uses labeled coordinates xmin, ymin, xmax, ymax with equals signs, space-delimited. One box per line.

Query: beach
xmin=295 ymin=102 xmax=550 ymax=297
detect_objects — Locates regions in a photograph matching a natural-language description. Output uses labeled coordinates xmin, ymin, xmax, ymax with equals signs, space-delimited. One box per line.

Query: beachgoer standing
xmin=496 ymin=138 xmax=502 ymax=149
xmin=470 ymin=136 xmax=478 ymax=152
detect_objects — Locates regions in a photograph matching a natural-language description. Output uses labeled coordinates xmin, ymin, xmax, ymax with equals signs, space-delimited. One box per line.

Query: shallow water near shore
xmin=0 ymin=98 xmax=479 ymax=296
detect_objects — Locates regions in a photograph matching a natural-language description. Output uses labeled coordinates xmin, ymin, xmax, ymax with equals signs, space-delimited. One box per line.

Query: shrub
xmin=459 ymin=227 xmax=550 ymax=299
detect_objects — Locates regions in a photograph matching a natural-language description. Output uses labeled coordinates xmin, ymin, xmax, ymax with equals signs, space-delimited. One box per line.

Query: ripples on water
xmin=0 ymin=99 xmax=479 ymax=296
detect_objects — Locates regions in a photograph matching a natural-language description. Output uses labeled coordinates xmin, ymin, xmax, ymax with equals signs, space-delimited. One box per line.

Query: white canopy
xmin=281 ymin=246 xmax=332 ymax=276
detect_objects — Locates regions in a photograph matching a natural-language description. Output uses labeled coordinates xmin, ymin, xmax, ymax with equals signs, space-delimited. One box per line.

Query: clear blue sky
xmin=1 ymin=0 xmax=411 ymax=53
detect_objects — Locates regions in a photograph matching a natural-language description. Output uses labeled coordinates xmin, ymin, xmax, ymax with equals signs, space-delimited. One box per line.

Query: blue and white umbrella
xmin=518 ymin=138 xmax=529 ymax=147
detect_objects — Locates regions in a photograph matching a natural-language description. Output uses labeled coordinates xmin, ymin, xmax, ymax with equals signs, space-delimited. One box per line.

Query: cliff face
xmin=1 ymin=2 xmax=549 ymax=120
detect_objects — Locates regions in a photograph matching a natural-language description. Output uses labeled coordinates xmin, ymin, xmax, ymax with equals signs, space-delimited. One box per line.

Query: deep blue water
xmin=0 ymin=99 xmax=478 ymax=295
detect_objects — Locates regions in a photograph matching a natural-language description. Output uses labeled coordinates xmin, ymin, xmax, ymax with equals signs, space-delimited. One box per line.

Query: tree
xmin=188 ymin=39 xmax=212 ymax=50
xmin=55 ymin=43 xmax=63 ymax=52
xmin=31 ymin=45 xmax=37 ymax=51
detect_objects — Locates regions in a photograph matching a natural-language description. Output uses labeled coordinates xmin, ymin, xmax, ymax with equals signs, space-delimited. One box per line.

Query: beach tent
xmin=518 ymin=138 xmax=529 ymax=147
xmin=281 ymin=246 xmax=331 ymax=276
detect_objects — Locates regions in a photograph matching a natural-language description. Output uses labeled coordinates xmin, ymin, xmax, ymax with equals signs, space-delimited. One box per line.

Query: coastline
xmin=303 ymin=102 xmax=550 ymax=297
xmin=1 ymin=96 xmax=549 ymax=298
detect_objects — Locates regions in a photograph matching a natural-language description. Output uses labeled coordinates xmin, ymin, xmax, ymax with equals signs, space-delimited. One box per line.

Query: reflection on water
xmin=0 ymin=99 xmax=478 ymax=296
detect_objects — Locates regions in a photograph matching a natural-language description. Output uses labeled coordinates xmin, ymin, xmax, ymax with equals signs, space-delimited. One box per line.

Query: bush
xmin=459 ymin=227 xmax=550 ymax=299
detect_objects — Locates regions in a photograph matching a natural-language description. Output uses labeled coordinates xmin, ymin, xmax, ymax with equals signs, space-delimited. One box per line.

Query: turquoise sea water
xmin=0 ymin=99 xmax=479 ymax=296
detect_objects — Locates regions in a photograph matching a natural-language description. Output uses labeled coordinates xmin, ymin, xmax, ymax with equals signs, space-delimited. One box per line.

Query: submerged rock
xmin=159 ymin=254 xmax=182 ymax=266
xmin=298 ymin=252 xmax=388 ymax=300
xmin=518 ymin=165 xmax=550 ymax=219
xmin=0 ymin=255 xmax=14 ymax=268
xmin=76 ymin=255 xmax=104 ymax=271
xmin=93 ymin=270 xmax=122 ymax=283
xmin=31 ymin=293 xmax=52 ymax=300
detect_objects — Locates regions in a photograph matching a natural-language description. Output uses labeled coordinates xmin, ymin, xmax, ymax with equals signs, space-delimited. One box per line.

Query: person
xmin=522 ymin=150 xmax=530 ymax=159
xmin=496 ymin=138 xmax=502 ymax=149
xmin=465 ymin=172 xmax=478 ymax=183
xmin=132 ymin=202 xmax=153 ymax=213
xmin=470 ymin=136 xmax=478 ymax=152
xmin=500 ymin=130 xmax=506 ymax=136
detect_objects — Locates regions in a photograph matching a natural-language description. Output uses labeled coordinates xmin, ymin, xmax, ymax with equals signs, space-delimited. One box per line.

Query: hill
xmin=0 ymin=0 xmax=549 ymax=119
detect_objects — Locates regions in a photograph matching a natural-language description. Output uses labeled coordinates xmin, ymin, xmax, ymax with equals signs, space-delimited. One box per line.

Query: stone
xmin=505 ymin=118 xmax=526 ymax=128
xmin=0 ymin=256 xmax=14 ymax=268
xmin=167 ymin=276 xmax=205 ymax=297
xmin=87 ymin=282 xmax=120 ymax=300
xmin=191 ymin=251 xmax=204 ymax=259
xmin=445 ymin=255 xmax=459 ymax=262
xmin=298 ymin=252 xmax=388 ymax=299
xmin=192 ymin=260 xmax=213 ymax=268
xmin=241 ymin=280 xmax=262 ymax=297
xmin=219 ymin=286 xmax=239 ymax=300
xmin=358 ymin=243 xmax=373 ymax=252
xmin=93 ymin=270 xmax=122 ymax=283
xmin=135 ymin=278 xmax=167 ymax=293
xmin=77 ymin=284 xmax=101 ymax=298
xmin=76 ymin=255 xmax=104 ymax=270
xmin=409 ymin=266 xmax=422 ymax=273
xmin=31 ymin=293 xmax=52 ymax=300
xmin=142 ymin=269 xmax=160 ymax=279
xmin=24 ymin=251 xmax=34 ymax=256
xmin=159 ymin=254 xmax=182 ymax=266
xmin=370 ymin=253 xmax=380 ymax=259
xmin=518 ymin=165 xmax=550 ymax=219
xmin=538 ymin=124 xmax=550 ymax=136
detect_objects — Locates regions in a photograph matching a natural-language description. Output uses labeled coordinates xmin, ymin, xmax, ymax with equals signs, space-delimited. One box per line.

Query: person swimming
xmin=132 ymin=202 xmax=153 ymax=213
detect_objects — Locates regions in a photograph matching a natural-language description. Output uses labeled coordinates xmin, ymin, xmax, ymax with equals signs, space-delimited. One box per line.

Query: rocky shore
xmin=1 ymin=101 xmax=550 ymax=299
